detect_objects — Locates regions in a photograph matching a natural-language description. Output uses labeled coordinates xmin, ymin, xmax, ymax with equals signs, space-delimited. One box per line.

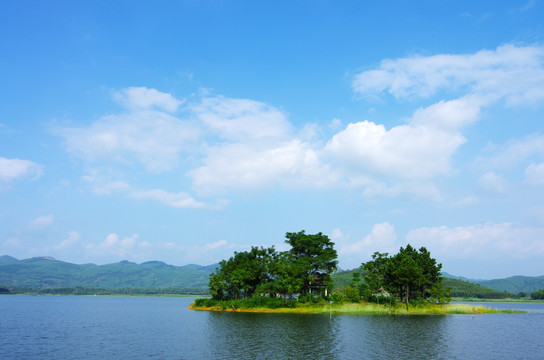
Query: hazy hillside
xmin=442 ymin=272 xmax=544 ymax=294
xmin=475 ymin=276 xmax=544 ymax=294
xmin=0 ymin=256 xmax=217 ymax=290
xmin=442 ymin=278 xmax=513 ymax=299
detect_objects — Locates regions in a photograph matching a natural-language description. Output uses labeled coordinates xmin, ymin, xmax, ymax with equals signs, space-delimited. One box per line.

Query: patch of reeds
xmin=190 ymin=299 xmax=524 ymax=315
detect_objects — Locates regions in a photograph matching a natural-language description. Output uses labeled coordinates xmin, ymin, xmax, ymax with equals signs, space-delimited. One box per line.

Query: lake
xmin=1 ymin=296 xmax=543 ymax=359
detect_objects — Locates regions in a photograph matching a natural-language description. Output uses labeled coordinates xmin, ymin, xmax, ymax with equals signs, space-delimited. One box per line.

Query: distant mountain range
xmin=2 ymin=255 xmax=543 ymax=295
xmin=0 ymin=255 xmax=216 ymax=290
xmin=442 ymin=272 xmax=544 ymax=294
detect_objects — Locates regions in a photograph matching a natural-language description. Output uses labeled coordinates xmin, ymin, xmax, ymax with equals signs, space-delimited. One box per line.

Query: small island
xmin=190 ymin=231 xmax=520 ymax=315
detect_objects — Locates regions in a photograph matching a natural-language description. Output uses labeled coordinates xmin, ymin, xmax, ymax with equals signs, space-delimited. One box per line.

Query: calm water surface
xmin=1 ymin=296 xmax=543 ymax=359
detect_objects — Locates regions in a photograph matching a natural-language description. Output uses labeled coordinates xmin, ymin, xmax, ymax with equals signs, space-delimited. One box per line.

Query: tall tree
xmin=386 ymin=246 xmax=423 ymax=311
xmin=285 ymin=230 xmax=338 ymax=295
xmin=362 ymin=251 xmax=390 ymax=293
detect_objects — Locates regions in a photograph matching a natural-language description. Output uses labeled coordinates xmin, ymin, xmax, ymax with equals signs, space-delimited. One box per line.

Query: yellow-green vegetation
xmin=189 ymin=299 xmax=522 ymax=315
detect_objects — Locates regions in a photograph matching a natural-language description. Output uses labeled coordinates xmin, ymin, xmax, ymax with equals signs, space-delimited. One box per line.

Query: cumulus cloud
xmin=190 ymin=139 xmax=335 ymax=194
xmin=0 ymin=157 xmax=43 ymax=183
xmin=338 ymin=223 xmax=398 ymax=268
xmin=59 ymin=110 xmax=199 ymax=173
xmin=86 ymin=233 xmax=141 ymax=258
xmin=332 ymin=44 xmax=544 ymax=197
xmin=54 ymin=45 xmax=544 ymax=207
xmin=406 ymin=223 xmax=544 ymax=260
xmin=325 ymin=120 xmax=466 ymax=180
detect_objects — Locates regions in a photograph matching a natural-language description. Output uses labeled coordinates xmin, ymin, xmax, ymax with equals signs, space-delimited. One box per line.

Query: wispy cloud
xmin=30 ymin=214 xmax=55 ymax=227
xmin=0 ymin=157 xmax=43 ymax=183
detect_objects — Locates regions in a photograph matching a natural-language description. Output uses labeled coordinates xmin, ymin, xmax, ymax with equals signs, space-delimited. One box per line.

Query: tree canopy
xmin=209 ymin=231 xmax=337 ymax=300
xmin=208 ymin=232 xmax=448 ymax=311
xmin=362 ymin=245 xmax=448 ymax=310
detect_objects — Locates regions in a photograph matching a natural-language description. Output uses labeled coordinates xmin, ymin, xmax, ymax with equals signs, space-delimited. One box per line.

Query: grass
xmin=189 ymin=299 xmax=523 ymax=315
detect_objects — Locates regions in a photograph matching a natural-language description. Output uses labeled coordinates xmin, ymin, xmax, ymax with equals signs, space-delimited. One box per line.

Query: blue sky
xmin=1 ymin=1 xmax=544 ymax=279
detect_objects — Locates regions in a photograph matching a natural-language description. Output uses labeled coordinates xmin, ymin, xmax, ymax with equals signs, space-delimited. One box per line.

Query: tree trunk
xmin=388 ymin=293 xmax=392 ymax=315
xmin=405 ymin=284 xmax=409 ymax=312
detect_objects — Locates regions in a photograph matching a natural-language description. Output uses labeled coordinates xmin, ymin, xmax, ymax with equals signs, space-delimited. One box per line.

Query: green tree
xmin=531 ymin=288 xmax=544 ymax=300
xmin=387 ymin=246 xmax=423 ymax=311
xmin=362 ymin=245 xmax=446 ymax=311
xmin=362 ymin=251 xmax=390 ymax=295
xmin=415 ymin=247 xmax=443 ymax=300
xmin=285 ymin=230 xmax=338 ymax=295
xmin=209 ymin=246 xmax=275 ymax=300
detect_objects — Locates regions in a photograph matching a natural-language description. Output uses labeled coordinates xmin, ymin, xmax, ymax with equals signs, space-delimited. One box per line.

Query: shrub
xmin=343 ymin=286 xmax=361 ymax=303
xmin=330 ymin=290 xmax=345 ymax=303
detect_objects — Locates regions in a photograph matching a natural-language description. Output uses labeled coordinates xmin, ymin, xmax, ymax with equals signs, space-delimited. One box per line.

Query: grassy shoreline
xmin=189 ymin=300 xmax=523 ymax=315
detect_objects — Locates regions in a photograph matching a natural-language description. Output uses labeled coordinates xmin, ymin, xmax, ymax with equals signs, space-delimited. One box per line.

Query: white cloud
xmin=59 ymin=110 xmax=199 ymax=173
xmin=86 ymin=233 xmax=141 ymax=259
xmin=478 ymin=172 xmax=507 ymax=193
xmin=352 ymin=44 xmax=544 ymax=106
xmin=406 ymin=223 xmax=544 ymax=260
xmin=30 ymin=214 xmax=55 ymax=227
xmin=112 ymin=87 xmax=183 ymax=113
xmin=0 ymin=157 xmax=43 ymax=183
xmin=338 ymin=223 xmax=398 ymax=268
xmin=192 ymin=96 xmax=291 ymax=141
xmin=325 ymin=120 xmax=465 ymax=180
xmin=525 ymin=163 xmax=544 ymax=185
xmin=205 ymin=239 xmax=228 ymax=251
xmin=53 ymin=231 xmax=80 ymax=250
xmin=131 ymin=188 xmax=226 ymax=209
xmin=82 ymin=174 xmax=220 ymax=209
xmin=339 ymin=44 xmax=544 ymax=198
xmin=410 ymin=96 xmax=482 ymax=131
xmin=190 ymin=139 xmax=336 ymax=194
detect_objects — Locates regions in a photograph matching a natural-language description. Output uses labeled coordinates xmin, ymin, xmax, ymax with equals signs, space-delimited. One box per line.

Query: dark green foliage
xmin=193 ymin=297 xmax=297 ymax=309
xmin=442 ymin=278 xmax=514 ymax=299
xmin=330 ymin=289 xmax=345 ymax=303
xmin=297 ymin=294 xmax=328 ymax=305
xmin=343 ymin=285 xmax=361 ymax=303
xmin=362 ymin=245 xmax=445 ymax=310
xmin=285 ymin=231 xmax=338 ymax=295
xmin=209 ymin=246 xmax=277 ymax=300
xmin=530 ymin=288 xmax=544 ymax=300
xmin=209 ymin=231 xmax=338 ymax=301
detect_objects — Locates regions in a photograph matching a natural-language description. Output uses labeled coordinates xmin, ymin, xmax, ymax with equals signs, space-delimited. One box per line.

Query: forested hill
xmin=442 ymin=273 xmax=544 ymax=295
xmin=0 ymin=255 xmax=216 ymax=290
xmin=475 ymin=276 xmax=544 ymax=294
xmin=333 ymin=269 xmax=544 ymax=297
